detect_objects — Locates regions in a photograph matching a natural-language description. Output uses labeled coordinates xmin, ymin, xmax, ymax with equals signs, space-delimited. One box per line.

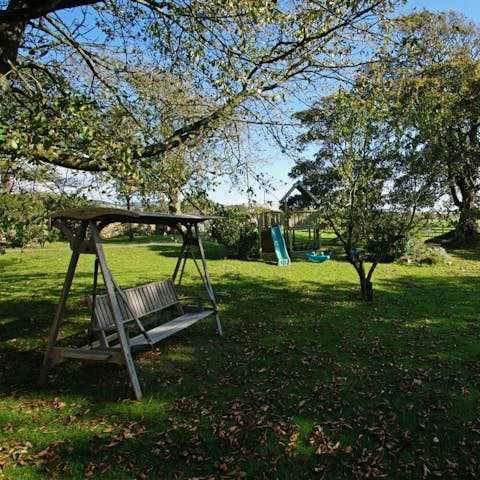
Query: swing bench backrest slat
xmin=90 ymin=279 xmax=182 ymax=331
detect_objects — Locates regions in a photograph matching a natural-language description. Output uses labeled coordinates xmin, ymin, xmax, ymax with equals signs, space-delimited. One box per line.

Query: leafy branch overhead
xmin=0 ymin=0 xmax=398 ymax=173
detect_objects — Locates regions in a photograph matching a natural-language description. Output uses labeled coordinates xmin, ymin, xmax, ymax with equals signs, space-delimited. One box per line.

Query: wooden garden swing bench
xmin=39 ymin=207 xmax=222 ymax=400
xmin=89 ymin=277 xmax=215 ymax=351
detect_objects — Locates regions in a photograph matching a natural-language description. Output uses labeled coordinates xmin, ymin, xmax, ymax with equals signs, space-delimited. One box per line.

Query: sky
xmin=209 ymin=0 xmax=480 ymax=207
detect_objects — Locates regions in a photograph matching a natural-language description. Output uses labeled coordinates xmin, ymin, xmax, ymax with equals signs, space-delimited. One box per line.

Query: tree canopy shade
xmin=0 ymin=0 xmax=399 ymax=175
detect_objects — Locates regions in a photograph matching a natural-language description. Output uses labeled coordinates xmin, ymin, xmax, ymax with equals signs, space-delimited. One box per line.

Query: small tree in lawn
xmin=292 ymin=83 xmax=438 ymax=301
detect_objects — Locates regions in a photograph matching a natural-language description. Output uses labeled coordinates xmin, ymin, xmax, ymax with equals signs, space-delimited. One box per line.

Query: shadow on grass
xmin=144 ymin=243 xmax=184 ymax=258
xmin=146 ymin=240 xmax=231 ymax=261
xmin=448 ymin=246 xmax=480 ymax=262
xmin=1 ymin=265 xmax=478 ymax=393
xmin=0 ymin=269 xmax=95 ymax=343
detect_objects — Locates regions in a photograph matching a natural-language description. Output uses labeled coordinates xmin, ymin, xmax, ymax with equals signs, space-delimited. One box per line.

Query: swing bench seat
xmin=90 ymin=278 xmax=216 ymax=352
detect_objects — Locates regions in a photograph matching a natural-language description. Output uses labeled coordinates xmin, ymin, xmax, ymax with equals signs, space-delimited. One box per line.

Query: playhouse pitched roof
xmin=279 ymin=180 xmax=319 ymax=206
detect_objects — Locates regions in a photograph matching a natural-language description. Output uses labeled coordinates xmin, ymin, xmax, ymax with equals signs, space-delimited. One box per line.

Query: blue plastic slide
xmin=270 ymin=226 xmax=291 ymax=266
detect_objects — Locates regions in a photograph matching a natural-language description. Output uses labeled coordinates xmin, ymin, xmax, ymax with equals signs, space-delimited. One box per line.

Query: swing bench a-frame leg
xmin=90 ymin=221 xmax=143 ymax=400
xmin=39 ymin=220 xmax=144 ymax=401
xmin=173 ymin=223 xmax=223 ymax=336
xmin=39 ymin=245 xmax=81 ymax=385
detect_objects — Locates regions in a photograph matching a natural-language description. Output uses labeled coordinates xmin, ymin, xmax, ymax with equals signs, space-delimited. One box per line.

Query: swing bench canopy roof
xmin=51 ymin=206 xmax=218 ymax=227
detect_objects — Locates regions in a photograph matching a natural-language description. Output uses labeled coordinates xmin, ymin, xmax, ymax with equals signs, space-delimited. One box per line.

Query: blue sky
xmin=211 ymin=0 xmax=480 ymax=206
xmin=404 ymin=0 xmax=480 ymax=18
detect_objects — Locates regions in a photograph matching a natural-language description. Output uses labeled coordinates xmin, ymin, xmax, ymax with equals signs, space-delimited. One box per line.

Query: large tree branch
xmin=140 ymin=88 xmax=251 ymax=160
xmin=0 ymin=0 xmax=101 ymax=23
xmin=1 ymin=87 xmax=252 ymax=171
xmin=2 ymin=144 xmax=108 ymax=171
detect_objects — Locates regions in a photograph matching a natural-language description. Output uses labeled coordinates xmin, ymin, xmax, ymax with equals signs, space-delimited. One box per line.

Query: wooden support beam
xmin=89 ymin=221 xmax=143 ymax=400
xmin=49 ymin=347 xmax=125 ymax=365
xmin=39 ymin=221 xmax=87 ymax=385
xmin=195 ymin=224 xmax=223 ymax=336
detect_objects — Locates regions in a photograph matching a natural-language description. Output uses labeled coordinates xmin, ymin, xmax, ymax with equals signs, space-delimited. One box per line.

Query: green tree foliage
xmin=0 ymin=0 xmax=398 ymax=175
xmin=0 ymin=191 xmax=87 ymax=251
xmin=0 ymin=151 xmax=91 ymax=251
xmin=209 ymin=206 xmax=258 ymax=260
xmin=375 ymin=10 xmax=480 ymax=238
xmin=0 ymin=193 xmax=50 ymax=251
xmin=292 ymin=85 xmax=437 ymax=301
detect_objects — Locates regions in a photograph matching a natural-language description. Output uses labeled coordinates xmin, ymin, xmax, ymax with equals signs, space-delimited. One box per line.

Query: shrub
xmin=423 ymin=246 xmax=452 ymax=265
xmin=398 ymin=235 xmax=452 ymax=265
xmin=0 ymin=192 xmax=89 ymax=251
xmin=0 ymin=193 xmax=50 ymax=250
xmin=209 ymin=206 xmax=258 ymax=259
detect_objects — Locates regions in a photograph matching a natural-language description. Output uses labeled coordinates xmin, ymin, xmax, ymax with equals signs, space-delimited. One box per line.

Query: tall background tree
xmin=375 ymin=10 xmax=480 ymax=239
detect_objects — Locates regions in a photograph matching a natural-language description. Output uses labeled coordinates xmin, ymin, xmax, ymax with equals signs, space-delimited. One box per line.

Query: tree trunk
xmin=168 ymin=189 xmax=182 ymax=214
xmin=451 ymin=176 xmax=478 ymax=237
xmin=457 ymin=208 xmax=478 ymax=237
xmin=364 ymin=280 xmax=373 ymax=301
xmin=0 ymin=0 xmax=27 ymax=93
xmin=352 ymin=259 xmax=374 ymax=301
xmin=125 ymin=195 xmax=134 ymax=242
xmin=359 ymin=275 xmax=374 ymax=301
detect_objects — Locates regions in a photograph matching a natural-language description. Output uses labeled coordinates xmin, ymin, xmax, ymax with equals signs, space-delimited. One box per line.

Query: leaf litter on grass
xmin=1 ymin=244 xmax=480 ymax=478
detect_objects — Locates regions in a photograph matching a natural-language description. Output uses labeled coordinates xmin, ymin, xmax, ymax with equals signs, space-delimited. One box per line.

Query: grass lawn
xmin=0 ymin=235 xmax=479 ymax=479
